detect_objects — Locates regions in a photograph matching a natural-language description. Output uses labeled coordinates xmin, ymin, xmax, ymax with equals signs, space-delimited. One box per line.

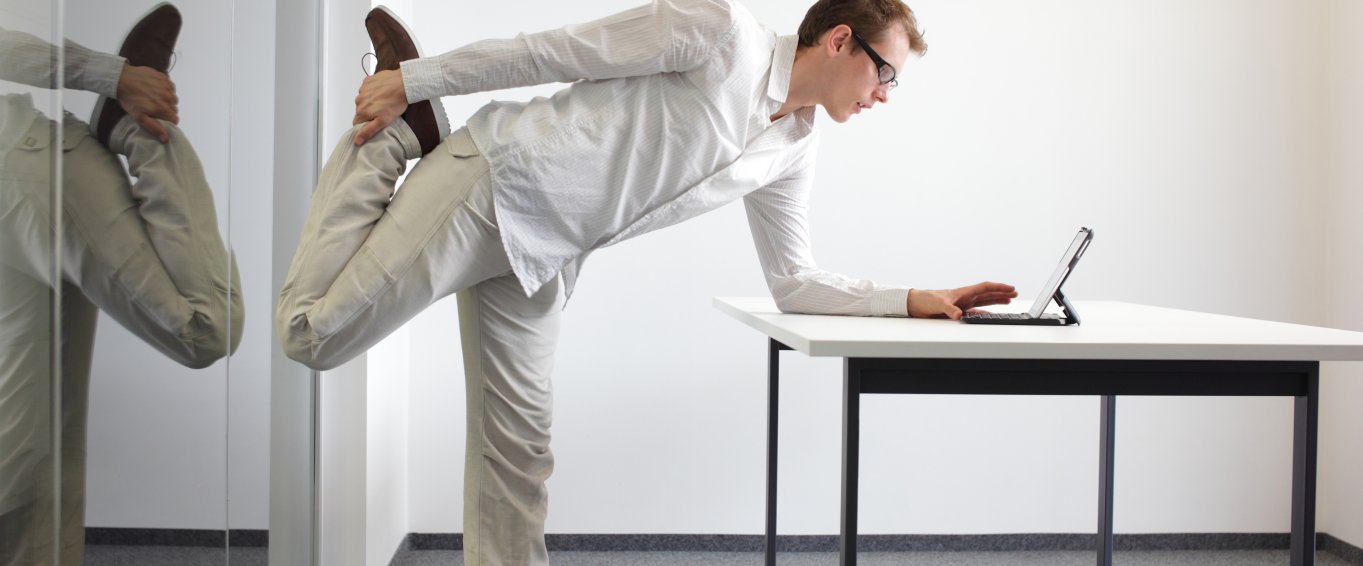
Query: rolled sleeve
xmin=73 ymin=49 xmax=125 ymax=98
xmin=872 ymin=287 xmax=910 ymax=317
xmin=399 ymin=57 xmax=441 ymax=104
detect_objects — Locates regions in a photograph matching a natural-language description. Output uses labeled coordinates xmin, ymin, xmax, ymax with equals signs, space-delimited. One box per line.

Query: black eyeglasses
xmin=851 ymin=31 xmax=898 ymax=89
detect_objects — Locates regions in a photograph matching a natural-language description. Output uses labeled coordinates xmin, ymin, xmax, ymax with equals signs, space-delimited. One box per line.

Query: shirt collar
xmin=765 ymin=35 xmax=816 ymax=136
xmin=766 ymin=34 xmax=799 ymax=105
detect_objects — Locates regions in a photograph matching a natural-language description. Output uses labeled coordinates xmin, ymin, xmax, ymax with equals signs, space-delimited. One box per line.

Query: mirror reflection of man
xmin=280 ymin=1 xmax=1017 ymax=564
xmin=0 ymin=4 xmax=241 ymax=565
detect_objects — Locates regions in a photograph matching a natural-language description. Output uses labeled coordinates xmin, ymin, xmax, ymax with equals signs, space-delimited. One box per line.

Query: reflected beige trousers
xmin=0 ymin=106 xmax=242 ymax=566
xmin=278 ymin=121 xmax=562 ymax=566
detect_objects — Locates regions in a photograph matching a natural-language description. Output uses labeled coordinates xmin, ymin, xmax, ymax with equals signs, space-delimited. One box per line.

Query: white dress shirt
xmin=401 ymin=0 xmax=909 ymax=316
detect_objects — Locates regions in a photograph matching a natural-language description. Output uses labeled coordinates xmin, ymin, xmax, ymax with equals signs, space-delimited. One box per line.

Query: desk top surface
xmin=713 ymin=297 xmax=1363 ymax=361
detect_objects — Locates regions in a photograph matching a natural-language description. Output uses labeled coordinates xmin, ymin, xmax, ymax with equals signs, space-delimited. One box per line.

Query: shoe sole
xmin=372 ymin=5 xmax=450 ymax=143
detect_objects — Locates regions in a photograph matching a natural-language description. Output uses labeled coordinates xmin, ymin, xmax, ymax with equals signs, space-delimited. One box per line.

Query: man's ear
xmin=824 ymin=24 xmax=853 ymax=56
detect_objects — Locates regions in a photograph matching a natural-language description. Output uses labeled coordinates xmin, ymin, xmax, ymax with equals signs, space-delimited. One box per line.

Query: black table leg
xmin=1290 ymin=367 xmax=1319 ymax=566
xmin=758 ymin=355 xmax=1319 ymax=566
xmin=766 ymin=339 xmax=788 ymax=566
xmin=840 ymin=359 xmax=862 ymax=566
xmin=1097 ymin=395 xmax=1116 ymax=566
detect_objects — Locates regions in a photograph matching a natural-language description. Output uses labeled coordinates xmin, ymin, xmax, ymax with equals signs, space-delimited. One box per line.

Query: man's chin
xmin=825 ymin=109 xmax=851 ymax=123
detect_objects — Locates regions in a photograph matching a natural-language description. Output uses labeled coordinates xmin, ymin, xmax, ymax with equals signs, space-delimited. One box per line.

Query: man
xmin=278 ymin=0 xmax=1017 ymax=563
xmin=0 ymin=4 xmax=241 ymax=564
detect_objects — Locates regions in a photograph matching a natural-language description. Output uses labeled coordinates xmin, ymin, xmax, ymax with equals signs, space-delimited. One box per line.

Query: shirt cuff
xmin=82 ymin=52 xmax=126 ymax=98
xmin=399 ymin=58 xmax=441 ymax=104
xmin=873 ymin=287 xmax=911 ymax=318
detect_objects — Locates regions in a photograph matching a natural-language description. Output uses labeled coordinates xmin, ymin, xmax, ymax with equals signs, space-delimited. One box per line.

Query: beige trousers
xmin=0 ymin=106 xmax=242 ymax=566
xmin=278 ymin=121 xmax=562 ymax=566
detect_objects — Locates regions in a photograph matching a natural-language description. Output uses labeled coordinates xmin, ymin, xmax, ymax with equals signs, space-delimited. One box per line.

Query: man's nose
xmin=874 ymin=84 xmax=890 ymax=104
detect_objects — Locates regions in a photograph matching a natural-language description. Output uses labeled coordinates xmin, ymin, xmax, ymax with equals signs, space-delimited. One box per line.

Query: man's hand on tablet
xmin=907 ymin=282 xmax=1018 ymax=320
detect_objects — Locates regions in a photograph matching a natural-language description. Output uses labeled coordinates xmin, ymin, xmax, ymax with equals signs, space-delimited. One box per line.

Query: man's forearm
xmin=397 ymin=0 xmax=738 ymax=103
xmin=63 ymin=37 xmax=124 ymax=97
xmin=0 ymin=28 xmax=123 ymax=95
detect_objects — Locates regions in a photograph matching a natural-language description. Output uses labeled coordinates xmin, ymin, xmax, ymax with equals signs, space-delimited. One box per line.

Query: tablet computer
xmin=961 ymin=227 xmax=1093 ymax=326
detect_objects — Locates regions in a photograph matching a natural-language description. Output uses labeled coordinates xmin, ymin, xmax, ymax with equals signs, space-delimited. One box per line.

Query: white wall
xmin=269 ymin=0 xmax=320 ymax=560
xmin=1319 ymin=0 xmax=1363 ymax=550
xmin=380 ymin=0 xmax=1345 ymax=538
xmin=228 ymin=0 xmax=278 ymax=532
xmin=319 ymin=355 xmax=366 ymax=563
xmin=366 ymin=330 xmax=410 ymax=566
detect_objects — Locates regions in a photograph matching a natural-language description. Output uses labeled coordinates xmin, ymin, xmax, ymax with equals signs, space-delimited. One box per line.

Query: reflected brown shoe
xmin=90 ymin=2 xmax=182 ymax=147
xmin=365 ymin=6 xmax=449 ymax=156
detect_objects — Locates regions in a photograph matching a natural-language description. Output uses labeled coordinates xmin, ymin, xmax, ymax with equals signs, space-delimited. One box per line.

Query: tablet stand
xmin=1054 ymin=289 xmax=1081 ymax=326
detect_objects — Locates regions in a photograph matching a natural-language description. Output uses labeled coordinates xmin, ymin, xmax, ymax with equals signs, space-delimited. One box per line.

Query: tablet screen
xmin=1028 ymin=228 xmax=1094 ymax=318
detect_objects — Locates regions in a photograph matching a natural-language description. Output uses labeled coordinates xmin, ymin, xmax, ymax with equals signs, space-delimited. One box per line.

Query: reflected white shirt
xmin=0 ymin=27 xmax=124 ymax=153
xmin=0 ymin=27 xmax=123 ymax=96
xmin=401 ymin=0 xmax=908 ymax=316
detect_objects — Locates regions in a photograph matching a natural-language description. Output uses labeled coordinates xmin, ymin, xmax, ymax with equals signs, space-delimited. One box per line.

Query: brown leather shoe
xmin=365 ymin=6 xmax=449 ymax=156
xmin=90 ymin=2 xmax=182 ymax=147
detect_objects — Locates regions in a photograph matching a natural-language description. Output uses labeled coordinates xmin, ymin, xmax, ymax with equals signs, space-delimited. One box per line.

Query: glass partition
xmin=0 ymin=0 xmax=259 ymax=562
xmin=3 ymin=0 xmax=324 ymax=562
xmin=1 ymin=0 xmax=66 ymax=564
xmin=62 ymin=0 xmax=239 ymax=563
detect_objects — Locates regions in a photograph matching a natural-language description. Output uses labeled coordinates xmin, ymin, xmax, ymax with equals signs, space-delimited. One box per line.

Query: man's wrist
xmin=399 ymin=59 xmax=435 ymax=104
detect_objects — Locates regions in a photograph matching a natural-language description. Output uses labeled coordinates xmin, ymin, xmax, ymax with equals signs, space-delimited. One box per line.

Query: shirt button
xmin=24 ymin=136 xmax=37 ymax=147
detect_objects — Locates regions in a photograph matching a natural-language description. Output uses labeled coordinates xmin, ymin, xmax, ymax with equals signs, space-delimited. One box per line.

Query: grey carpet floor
xmin=390 ymin=549 xmax=1353 ymax=566
xmin=82 ymin=546 xmax=266 ymax=566
xmin=82 ymin=547 xmax=1355 ymax=566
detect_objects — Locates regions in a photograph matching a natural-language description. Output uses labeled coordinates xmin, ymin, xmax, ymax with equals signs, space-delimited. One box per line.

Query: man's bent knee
xmin=169 ymin=304 xmax=241 ymax=369
xmin=276 ymin=306 xmax=349 ymax=371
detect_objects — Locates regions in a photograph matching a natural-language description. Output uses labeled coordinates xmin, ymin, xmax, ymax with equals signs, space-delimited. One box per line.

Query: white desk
xmin=713 ymin=298 xmax=1363 ymax=566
